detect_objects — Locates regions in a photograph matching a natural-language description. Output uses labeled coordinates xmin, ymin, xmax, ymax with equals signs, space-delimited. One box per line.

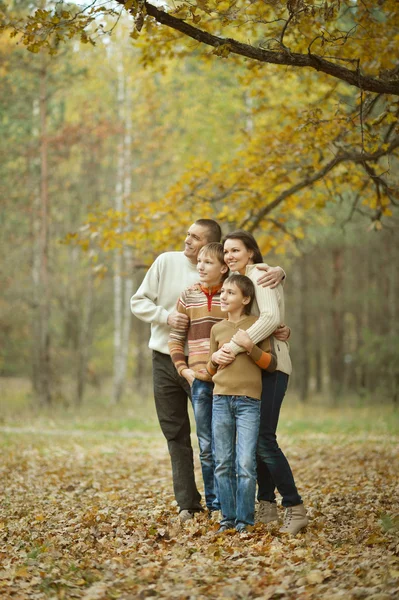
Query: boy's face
xmin=197 ymin=252 xmax=228 ymax=286
xmin=220 ymin=281 xmax=250 ymax=314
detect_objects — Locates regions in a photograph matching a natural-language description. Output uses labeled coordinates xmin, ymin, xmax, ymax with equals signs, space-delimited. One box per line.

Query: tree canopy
xmin=1 ymin=1 xmax=398 ymax=248
xmin=3 ymin=1 xmax=399 ymax=94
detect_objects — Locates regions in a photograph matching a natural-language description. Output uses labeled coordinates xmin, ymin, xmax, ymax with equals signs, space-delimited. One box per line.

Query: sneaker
xmin=217 ymin=522 xmax=235 ymax=533
xmin=236 ymin=524 xmax=252 ymax=534
xmin=280 ymin=504 xmax=308 ymax=535
xmin=179 ymin=510 xmax=195 ymax=523
xmin=256 ymin=500 xmax=279 ymax=524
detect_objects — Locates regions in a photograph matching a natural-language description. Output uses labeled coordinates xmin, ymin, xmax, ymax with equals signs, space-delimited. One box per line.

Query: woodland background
xmin=1 ymin=0 xmax=399 ymax=409
xmin=0 ymin=2 xmax=399 ymax=599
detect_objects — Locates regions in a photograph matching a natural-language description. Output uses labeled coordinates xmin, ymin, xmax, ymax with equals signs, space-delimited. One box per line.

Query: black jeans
xmin=257 ymin=370 xmax=302 ymax=508
xmin=152 ymin=351 xmax=202 ymax=512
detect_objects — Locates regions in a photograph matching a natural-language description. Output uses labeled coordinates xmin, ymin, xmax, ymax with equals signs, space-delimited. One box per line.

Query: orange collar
xmin=199 ymin=283 xmax=223 ymax=295
xmin=200 ymin=283 xmax=223 ymax=311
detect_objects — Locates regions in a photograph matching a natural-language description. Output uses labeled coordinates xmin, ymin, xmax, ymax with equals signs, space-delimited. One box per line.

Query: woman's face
xmin=223 ymin=238 xmax=254 ymax=274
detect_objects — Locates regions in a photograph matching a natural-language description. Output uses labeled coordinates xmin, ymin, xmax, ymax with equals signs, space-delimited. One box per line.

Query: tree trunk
xmin=297 ymin=257 xmax=310 ymax=403
xmin=387 ymin=233 xmax=398 ymax=405
xmin=329 ymin=248 xmax=344 ymax=404
xmin=31 ymin=98 xmax=41 ymax=397
xmin=112 ymin=66 xmax=134 ymax=404
xmin=31 ymin=56 xmax=52 ymax=406
xmin=76 ymin=267 xmax=94 ymax=404
xmin=314 ymin=340 xmax=323 ymax=395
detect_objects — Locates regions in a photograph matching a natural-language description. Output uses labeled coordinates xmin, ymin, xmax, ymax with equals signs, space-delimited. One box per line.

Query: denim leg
xmin=152 ymin=351 xmax=202 ymax=512
xmin=212 ymin=395 xmax=236 ymax=527
xmin=191 ymin=379 xmax=220 ymax=511
xmin=257 ymin=370 xmax=302 ymax=508
xmin=235 ymin=397 xmax=260 ymax=528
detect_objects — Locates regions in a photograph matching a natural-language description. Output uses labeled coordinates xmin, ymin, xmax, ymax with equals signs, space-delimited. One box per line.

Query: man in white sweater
xmin=130 ymin=219 xmax=285 ymax=522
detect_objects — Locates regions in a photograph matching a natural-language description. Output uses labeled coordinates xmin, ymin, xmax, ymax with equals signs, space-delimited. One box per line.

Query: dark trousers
xmin=152 ymin=350 xmax=202 ymax=512
xmin=257 ymin=370 xmax=302 ymax=508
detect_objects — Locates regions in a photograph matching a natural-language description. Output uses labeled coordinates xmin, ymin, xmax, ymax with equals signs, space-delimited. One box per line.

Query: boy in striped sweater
xmin=168 ymin=242 xmax=228 ymax=516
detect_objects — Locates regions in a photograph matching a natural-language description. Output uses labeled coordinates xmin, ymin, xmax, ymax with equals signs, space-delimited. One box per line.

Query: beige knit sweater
xmin=227 ymin=264 xmax=292 ymax=375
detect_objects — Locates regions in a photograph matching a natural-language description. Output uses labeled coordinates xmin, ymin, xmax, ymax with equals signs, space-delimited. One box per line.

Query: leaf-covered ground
xmin=0 ymin=427 xmax=398 ymax=599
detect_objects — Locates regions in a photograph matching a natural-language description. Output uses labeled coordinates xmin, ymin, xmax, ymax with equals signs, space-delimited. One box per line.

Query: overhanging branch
xmin=116 ymin=1 xmax=399 ymax=96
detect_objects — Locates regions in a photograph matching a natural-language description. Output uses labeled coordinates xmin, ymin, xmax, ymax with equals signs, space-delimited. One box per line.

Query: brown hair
xmin=223 ymin=273 xmax=255 ymax=315
xmin=222 ymin=230 xmax=263 ymax=264
xmin=195 ymin=219 xmax=222 ymax=243
xmin=198 ymin=243 xmax=228 ymax=280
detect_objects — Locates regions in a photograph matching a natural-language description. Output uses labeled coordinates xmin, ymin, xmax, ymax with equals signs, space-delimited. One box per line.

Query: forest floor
xmin=0 ymin=391 xmax=398 ymax=600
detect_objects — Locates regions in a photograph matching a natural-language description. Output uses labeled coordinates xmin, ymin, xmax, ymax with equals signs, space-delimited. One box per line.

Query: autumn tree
xmin=2 ymin=1 xmax=398 ymax=246
xmin=1 ymin=0 xmax=398 ymax=404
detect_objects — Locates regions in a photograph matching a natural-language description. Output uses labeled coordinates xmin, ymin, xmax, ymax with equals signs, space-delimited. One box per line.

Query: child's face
xmin=197 ymin=253 xmax=228 ymax=286
xmin=220 ymin=281 xmax=250 ymax=314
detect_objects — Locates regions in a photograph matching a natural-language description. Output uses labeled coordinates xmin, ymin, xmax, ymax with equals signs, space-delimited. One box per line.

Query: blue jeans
xmin=191 ymin=379 xmax=220 ymax=511
xmin=257 ymin=370 xmax=302 ymax=508
xmin=213 ymin=395 xmax=260 ymax=530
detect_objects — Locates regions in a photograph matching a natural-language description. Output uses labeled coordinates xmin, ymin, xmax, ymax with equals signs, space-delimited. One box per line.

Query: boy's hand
xmin=181 ymin=368 xmax=195 ymax=386
xmin=212 ymin=345 xmax=235 ymax=366
xmin=256 ymin=265 xmax=285 ymax=288
xmin=167 ymin=311 xmax=189 ymax=328
xmin=273 ymin=324 xmax=291 ymax=341
xmin=232 ymin=329 xmax=254 ymax=352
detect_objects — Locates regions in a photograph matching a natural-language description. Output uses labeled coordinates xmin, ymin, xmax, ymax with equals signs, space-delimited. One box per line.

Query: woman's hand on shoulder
xmin=256 ymin=265 xmax=285 ymax=289
xmin=186 ymin=282 xmax=202 ymax=292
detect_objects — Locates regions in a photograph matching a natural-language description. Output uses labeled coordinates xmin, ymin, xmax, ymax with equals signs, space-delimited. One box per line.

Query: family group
xmin=131 ymin=219 xmax=308 ymax=535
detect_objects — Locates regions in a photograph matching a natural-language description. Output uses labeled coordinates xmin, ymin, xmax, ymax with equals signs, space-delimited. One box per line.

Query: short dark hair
xmin=222 ymin=230 xmax=263 ymax=263
xmin=198 ymin=242 xmax=224 ymax=264
xmin=224 ymin=273 xmax=255 ymax=315
xmin=195 ymin=219 xmax=222 ymax=243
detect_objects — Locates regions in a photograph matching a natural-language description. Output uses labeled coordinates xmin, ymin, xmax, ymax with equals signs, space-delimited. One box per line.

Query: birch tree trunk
xmin=112 ymin=65 xmax=134 ymax=404
xmin=31 ymin=97 xmax=41 ymax=397
xmin=31 ymin=56 xmax=52 ymax=405
xmin=118 ymin=75 xmax=135 ymax=403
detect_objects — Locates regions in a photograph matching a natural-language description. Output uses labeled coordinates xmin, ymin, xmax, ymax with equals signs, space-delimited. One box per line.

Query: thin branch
xmin=361 ymin=162 xmax=398 ymax=206
xmin=341 ymin=182 xmax=369 ymax=228
xmin=263 ymin=217 xmax=301 ymax=242
xmin=246 ymin=136 xmax=399 ymax=231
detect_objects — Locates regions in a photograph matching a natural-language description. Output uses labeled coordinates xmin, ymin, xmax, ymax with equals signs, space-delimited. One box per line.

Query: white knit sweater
xmin=228 ymin=263 xmax=292 ymax=375
xmin=130 ymin=252 xmax=200 ymax=355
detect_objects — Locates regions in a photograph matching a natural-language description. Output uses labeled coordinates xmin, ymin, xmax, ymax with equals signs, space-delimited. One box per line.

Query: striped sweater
xmin=168 ymin=283 xmax=224 ymax=381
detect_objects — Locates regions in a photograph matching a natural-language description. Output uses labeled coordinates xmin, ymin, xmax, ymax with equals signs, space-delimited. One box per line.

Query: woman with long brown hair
xmin=212 ymin=230 xmax=308 ymax=535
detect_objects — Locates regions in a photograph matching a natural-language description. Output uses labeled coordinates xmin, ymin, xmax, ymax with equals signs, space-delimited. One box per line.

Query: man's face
xmin=183 ymin=224 xmax=209 ymax=263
